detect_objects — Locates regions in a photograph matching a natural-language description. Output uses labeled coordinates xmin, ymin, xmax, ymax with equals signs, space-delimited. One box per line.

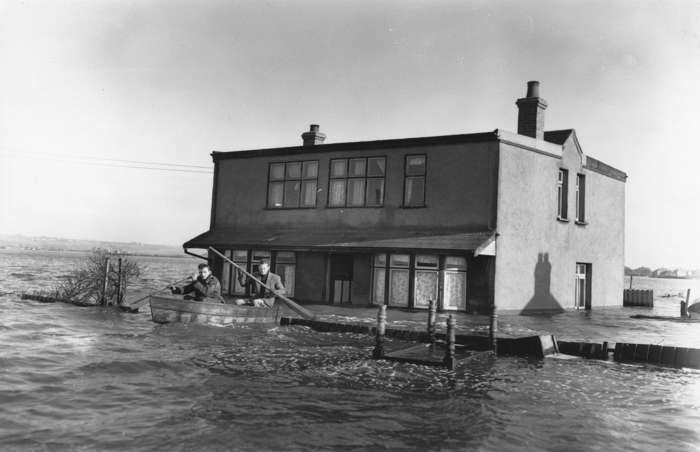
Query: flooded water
xmin=1 ymin=250 xmax=699 ymax=451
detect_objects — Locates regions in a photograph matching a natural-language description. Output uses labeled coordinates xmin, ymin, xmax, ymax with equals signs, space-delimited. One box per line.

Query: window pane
xmin=268 ymin=182 xmax=283 ymax=208
xmin=277 ymin=263 xmax=295 ymax=297
xmin=389 ymin=269 xmax=409 ymax=306
xmin=329 ymin=179 xmax=346 ymax=206
xmin=366 ymin=178 xmax=384 ymax=207
xmin=233 ymin=250 xmax=248 ymax=262
xmin=373 ymin=268 xmax=385 ymax=304
xmin=390 ymin=254 xmax=410 ymax=267
xmin=269 ymin=163 xmax=285 ymax=180
xmin=443 ymin=272 xmax=466 ymax=310
xmin=406 ymin=155 xmax=426 ymax=175
xmin=349 ymin=158 xmax=366 ymax=177
xmin=331 ymin=159 xmax=347 ymax=177
xmin=301 ymin=180 xmax=317 ymax=207
xmin=222 ymin=250 xmax=231 ymax=295
xmin=444 ymin=256 xmax=467 ymax=270
xmin=347 ymin=178 xmax=365 ymax=206
xmin=252 ymin=250 xmax=271 ymax=261
xmin=286 ymin=162 xmax=302 ymax=179
xmin=415 ymin=271 xmax=438 ymax=308
xmin=276 ymin=252 xmax=296 ymax=263
xmin=416 ymin=255 xmax=439 ymax=268
xmin=284 ymin=180 xmax=300 ymax=207
xmin=405 ymin=176 xmax=425 ymax=206
xmin=374 ymin=253 xmax=386 ymax=266
xmin=303 ymin=161 xmax=318 ymax=179
xmin=368 ymin=157 xmax=385 ymax=177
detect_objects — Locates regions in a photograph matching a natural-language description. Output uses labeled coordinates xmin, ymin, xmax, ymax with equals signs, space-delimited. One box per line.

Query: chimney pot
xmin=526 ymin=80 xmax=540 ymax=98
xmin=301 ymin=123 xmax=326 ymax=146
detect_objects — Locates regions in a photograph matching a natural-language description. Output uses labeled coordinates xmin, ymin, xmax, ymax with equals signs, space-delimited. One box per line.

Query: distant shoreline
xmin=0 ymin=247 xmax=191 ymax=259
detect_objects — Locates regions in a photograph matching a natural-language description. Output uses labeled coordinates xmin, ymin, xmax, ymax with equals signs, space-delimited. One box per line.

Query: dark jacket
xmin=174 ymin=274 xmax=223 ymax=302
xmin=237 ymin=270 xmax=285 ymax=305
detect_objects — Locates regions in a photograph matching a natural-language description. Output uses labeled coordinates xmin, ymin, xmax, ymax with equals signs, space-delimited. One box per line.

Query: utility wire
xmin=0 ymin=151 xmax=213 ymax=174
xmin=0 ymin=149 xmax=211 ymax=169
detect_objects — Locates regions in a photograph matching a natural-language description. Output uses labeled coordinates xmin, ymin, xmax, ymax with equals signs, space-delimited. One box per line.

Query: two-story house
xmin=184 ymin=81 xmax=627 ymax=314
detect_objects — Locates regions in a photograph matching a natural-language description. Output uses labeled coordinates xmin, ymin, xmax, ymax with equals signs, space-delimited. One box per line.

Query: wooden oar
xmin=124 ymin=276 xmax=192 ymax=308
xmin=0 ymin=291 xmax=15 ymax=297
xmin=209 ymin=246 xmax=316 ymax=321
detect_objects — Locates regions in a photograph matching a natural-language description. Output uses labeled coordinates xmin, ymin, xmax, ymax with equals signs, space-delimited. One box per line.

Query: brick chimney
xmin=516 ymin=81 xmax=547 ymax=140
xmin=301 ymin=124 xmax=326 ymax=146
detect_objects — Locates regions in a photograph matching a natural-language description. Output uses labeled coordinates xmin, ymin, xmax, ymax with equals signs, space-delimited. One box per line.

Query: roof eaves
xmin=211 ymin=131 xmax=499 ymax=160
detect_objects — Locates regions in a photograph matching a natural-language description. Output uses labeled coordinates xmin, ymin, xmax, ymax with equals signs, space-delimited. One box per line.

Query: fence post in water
xmin=444 ymin=315 xmax=456 ymax=370
xmin=682 ymin=289 xmax=690 ymax=317
xmin=116 ymin=257 xmax=123 ymax=305
xmin=372 ymin=305 xmax=387 ymax=359
xmin=427 ymin=299 xmax=436 ymax=346
xmin=101 ymin=257 xmax=111 ymax=306
xmin=490 ymin=305 xmax=498 ymax=353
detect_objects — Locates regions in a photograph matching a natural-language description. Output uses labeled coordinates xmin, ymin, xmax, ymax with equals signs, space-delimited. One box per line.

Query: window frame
xmin=327 ymin=156 xmax=386 ymax=208
xmin=266 ymin=160 xmax=319 ymax=209
xmin=557 ymin=168 xmax=569 ymax=221
xmin=575 ymin=173 xmax=586 ymax=225
xmin=403 ymin=154 xmax=427 ymax=208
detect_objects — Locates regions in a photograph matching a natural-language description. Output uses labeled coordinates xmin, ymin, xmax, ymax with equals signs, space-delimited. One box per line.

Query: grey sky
xmin=1 ymin=0 xmax=699 ymax=268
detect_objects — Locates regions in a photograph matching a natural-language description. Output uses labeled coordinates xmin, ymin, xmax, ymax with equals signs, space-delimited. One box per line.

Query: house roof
xmin=543 ymin=129 xmax=574 ymax=145
xmin=211 ymin=127 xmax=626 ymax=182
xmin=211 ymin=131 xmax=498 ymax=160
xmin=184 ymin=228 xmax=494 ymax=253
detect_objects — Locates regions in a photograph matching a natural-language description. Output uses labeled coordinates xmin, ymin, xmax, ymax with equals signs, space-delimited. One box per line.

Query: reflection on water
xmin=0 ymin=250 xmax=699 ymax=451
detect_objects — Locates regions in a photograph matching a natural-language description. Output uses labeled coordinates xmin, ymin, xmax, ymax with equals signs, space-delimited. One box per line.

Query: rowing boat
xmin=149 ymin=295 xmax=279 ymax=326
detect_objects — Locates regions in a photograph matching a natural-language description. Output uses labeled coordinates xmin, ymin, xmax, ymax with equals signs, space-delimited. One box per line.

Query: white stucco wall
xmin=494 ymin=133 xmax=625 ymax=313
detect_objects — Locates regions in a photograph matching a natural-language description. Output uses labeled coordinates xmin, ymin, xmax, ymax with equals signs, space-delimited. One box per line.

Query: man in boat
xmin=234 ymin=258 xmax=285 ymax=308
xmin=170 ymin=263 xmax=224 ymax=303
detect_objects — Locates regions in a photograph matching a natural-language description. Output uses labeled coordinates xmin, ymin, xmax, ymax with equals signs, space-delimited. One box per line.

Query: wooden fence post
xmin=490 ymin=305 xmax=498 ymax=353
xmin=101 ymin=257 xmax=111 ymax=306
xmin=427 ymin=299 xmax=436 ymax=346
xmin=116 ymin=257 xmax=123 ymax=305
xmin=444 ymin=315 xmax=456 ymax=370
xmin=373 ymin=305 xmax=387 ymax=359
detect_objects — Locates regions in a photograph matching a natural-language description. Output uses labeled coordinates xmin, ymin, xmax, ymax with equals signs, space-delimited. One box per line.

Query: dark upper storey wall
xmin=211 ymin=138 xmax=499 ymax=231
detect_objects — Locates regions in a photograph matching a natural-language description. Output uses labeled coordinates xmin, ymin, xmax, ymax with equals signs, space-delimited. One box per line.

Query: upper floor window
xmin=576 ymin=173 xmax=586 ymax=223
xmin=328 ymin=157 xmax=386 ymax=207
xmin=557 ymin=168 xmax=569 ymax=220
xmin=404 ymin=155 xmax=426 ymax=207
xmin=267 ymin=160 xmax=318 ymax=209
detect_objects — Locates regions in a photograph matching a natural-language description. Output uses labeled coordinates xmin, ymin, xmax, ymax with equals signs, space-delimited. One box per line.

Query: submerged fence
xmin=623 ymin=289 xmax=653 ymax=307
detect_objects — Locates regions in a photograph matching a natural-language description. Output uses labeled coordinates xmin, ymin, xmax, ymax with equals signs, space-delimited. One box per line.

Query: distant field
xmin=0 ymin=234 xmax=185 ymax=257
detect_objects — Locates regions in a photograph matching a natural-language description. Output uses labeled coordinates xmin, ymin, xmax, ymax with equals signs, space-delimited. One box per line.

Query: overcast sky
xmin=1 ymin=0 xmax=699 ymax=268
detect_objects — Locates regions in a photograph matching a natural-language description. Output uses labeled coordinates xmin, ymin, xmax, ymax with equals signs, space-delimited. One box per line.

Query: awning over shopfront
xmin=184 ymin=228 xmax=495 ymax=254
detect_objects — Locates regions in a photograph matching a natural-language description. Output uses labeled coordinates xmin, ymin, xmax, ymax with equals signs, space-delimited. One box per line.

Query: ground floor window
xmin=442 ymin=257 xmax=467 ymax=310
xmin=221 ymin=249 xmax=248 ymax=296
xmin=218 ymin=249 xmax=295 ymax=297
xmin=371 ymin=254 xmax=386 ymax=305
xmin=575 ymin=262 xmax=591 ymax=310
xmin=274 ymin=251 xmax=296 ymax=297
xmin=414 ymin=255 xmax=439 ymax=308
xmin=371 ymin=252 xmax=467 ymax=310
xmin=389 ymin=254 xmax=410 ymax=307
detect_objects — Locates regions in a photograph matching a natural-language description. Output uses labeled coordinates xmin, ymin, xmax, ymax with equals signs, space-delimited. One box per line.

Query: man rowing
xmin=234 ymin=258 xmax=285 ymax=308
xmin=170 ymin=263 xmax=224 ymax=303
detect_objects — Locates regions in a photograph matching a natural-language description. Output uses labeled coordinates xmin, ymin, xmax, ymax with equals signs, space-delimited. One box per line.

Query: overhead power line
xmin=0 ymin=150 xmax=213 ymax=174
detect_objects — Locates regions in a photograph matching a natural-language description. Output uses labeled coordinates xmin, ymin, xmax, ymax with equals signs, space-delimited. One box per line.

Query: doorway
xmin=330 ymin=254 xmax=353 ymax=304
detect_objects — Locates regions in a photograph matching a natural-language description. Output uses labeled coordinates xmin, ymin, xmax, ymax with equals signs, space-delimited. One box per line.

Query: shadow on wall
xmin=520 ymin=252 xmax=565 ymax=316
